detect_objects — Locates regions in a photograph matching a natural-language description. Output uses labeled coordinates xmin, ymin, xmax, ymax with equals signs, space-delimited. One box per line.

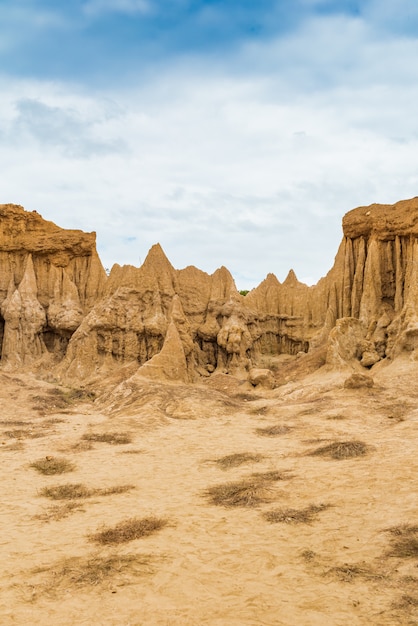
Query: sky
xmin=1 ymin=1 xmax=418 ymax=289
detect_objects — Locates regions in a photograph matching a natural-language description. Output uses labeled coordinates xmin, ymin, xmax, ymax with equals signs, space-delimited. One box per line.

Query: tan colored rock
xmin=3 ymin=198 xmax=418 ymax=383
xmin=343 ymin=373 xmax=374 ymax=388
xmin=248 ymin=368 xmax=275 ymax=389
xmin=1 ymin=255 xmax=46 ymax=367
xmin=137 ymin=321 xmax=188 ymax=383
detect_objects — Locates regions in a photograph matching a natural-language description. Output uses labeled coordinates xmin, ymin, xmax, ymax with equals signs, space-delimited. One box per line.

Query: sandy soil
xmin=1 ymin=362 xmax=418 ymax=626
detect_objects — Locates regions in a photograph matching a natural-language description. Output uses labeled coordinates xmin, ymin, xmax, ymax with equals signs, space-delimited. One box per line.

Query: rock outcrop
xmin=1 ymin=198 xmax=418 ymax=383
xmin=0 ymin=204 xmax=106 ymax=369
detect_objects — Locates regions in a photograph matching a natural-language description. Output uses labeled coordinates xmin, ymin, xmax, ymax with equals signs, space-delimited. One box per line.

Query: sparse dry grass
xmin=4 ymin=428 xmax=46 ymax=439
xmin=255 ymin=424 xmax=292 ymax=437
xmin=394 ymin=595 xmax=418 ymax=609
xmin=81 ymin=432 xmax=133 ymax=445
xmin=118 ymin=449 xmax=143 ymax=455
xmin=203 ymin=470 xmax=289 ymax=508
xmin=68 ymin=440 xmax=94 ymax=452
xmin=325 ymin=562 xmax=386 ymax=583
xmin=214 ymin=452 xmax=264 ymax=469
xmin=250 ymin=470 xmax=291 ymax=482
xmin=307 ymin=440 xmax=369 ymax=460
xmin=246 ymin=405 xmax=269 ymax=416
xmin=29 ymin=553 xmax=155 ymax=596
xmin=300 ymin=549 xmax=317 ymax=562
xmin=203 ymin=479 xmax=273 ymax=508
xmin=263 ymin=503 xmax=331 ymax=524
xmin=34 ymin=502 xmax=85 ymax=521
xmin=39 ymin=482 xmax=135 ymax=500
xmin=234 ymin=393 xmax=262 ymax=402
xmin=385 ymin=525 xmax=418 ymax=559
xmin=90 ymin=516 xmax=168 ymax=545
xmin=30 ymin=456 xmax=76 ymax=475
xmin=32 ymin=387 xmax=95 ymax=415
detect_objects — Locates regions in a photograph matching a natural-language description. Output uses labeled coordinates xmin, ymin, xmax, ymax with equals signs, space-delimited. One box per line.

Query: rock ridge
xmin=1 ymin=198 xmax=418 ymax=383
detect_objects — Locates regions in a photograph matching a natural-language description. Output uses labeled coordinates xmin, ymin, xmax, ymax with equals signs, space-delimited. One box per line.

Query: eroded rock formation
xmin=1 ymin=198 xmax=418 ymax=383
xmin=0 ymin=204 xmax=106 ymax=369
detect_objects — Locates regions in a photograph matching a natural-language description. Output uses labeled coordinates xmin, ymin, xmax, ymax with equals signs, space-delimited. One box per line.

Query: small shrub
xmin=263 ymin=504 xmax=331 ymax=524
xmin=307 ymin=440 xmax=369 ymax=460
xmin=90 ymin=516 xmax=168 ymax=545
xmin=81 ymin=432 xmax=132 ymax=445
xmin=30 ymin=457 xmax=76 ymax=475
xmin=214 ymin=452 xmax=264 ymax=469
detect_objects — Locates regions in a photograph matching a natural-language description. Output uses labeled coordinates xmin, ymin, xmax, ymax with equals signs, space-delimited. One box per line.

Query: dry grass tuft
xmin=4 ymin=428 xmax=46 ymax=439
xmin=234 ymin=393 xmax=262 ymax=402
xmin=214 ymin=452 xmax=264 ymax=469
xmin=255 ymin=424 xmax=292 ymax=437
xmin=30 ymin=553 xmax=154 ymax=596
xmin=394 ymin=595 xmax=418 ymax=609
xmin=34 ymin=502 xmax=85 ymax=521
xmin=204 ymin=479 xmax=273 ymax=508
xmin=90 ymin=516 xmax=168 ymax=545
xmin=250 ymin=470 xmax=292 ymax=482
xmin=81 ymin=432 xmax=133 ymax=445
xmin=263 ymin=503 xmax=331 ymax=524
xmin=385 ymin=525 xmax=418 ymax=559
xmin=307 ymin=440 xmax=369 ymax=460
xmin=118 ymin=449 xmax=143 ymax=455
xmin=32 ymin=387 xmax=95 ymax=414
xmin=326 ymin=562 xmax=386 ymax=583
xmin=39 ymin=482 xmax=135 ymax=500
xmin=30 ymin=456 xmax=76 ymax=475
xmin=202 ymin=469 xmax=290 ymax=508
xmin=300 ymin=549 xmax=317 ymax=562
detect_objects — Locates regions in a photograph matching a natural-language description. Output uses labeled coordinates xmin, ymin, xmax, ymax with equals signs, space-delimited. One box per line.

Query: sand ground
xmin=1 ymin=362 xmax=418 ymax=625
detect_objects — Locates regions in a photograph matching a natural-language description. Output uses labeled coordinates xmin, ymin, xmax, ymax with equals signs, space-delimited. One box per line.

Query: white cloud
xmin=1 ymin=10 xmax=418 ymax=288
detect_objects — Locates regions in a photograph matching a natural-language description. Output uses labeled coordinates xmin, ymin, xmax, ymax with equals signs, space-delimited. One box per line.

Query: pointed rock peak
xmin=19 ymin=254 xmax=39 ymax=295
xmin=264 ymin=273 xmax=281 ymax=287
xmin=283 ymin=269 xmax=299 ymax=286
xmin=211 ymin=266 xmax=237 ymax=290
xmin=142 ymin=243 xmax=175 ymax=273
xmin=136 ymin=321 xmax=188 ymax=383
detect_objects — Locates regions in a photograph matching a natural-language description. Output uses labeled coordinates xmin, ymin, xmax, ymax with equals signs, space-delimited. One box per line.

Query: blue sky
xmin=1 ymin=0 xmax=418 ymax=287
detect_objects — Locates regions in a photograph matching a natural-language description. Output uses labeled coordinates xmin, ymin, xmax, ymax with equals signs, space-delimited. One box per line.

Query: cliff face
xmin=1 ymin=198 xmax=418 ymax=382
xmin=0 ymin=204 xmax=106 ymax=368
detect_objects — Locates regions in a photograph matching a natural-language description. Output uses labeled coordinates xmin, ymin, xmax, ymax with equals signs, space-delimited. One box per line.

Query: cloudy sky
xmin=1 ymin=0 xmax=418 ymax=288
